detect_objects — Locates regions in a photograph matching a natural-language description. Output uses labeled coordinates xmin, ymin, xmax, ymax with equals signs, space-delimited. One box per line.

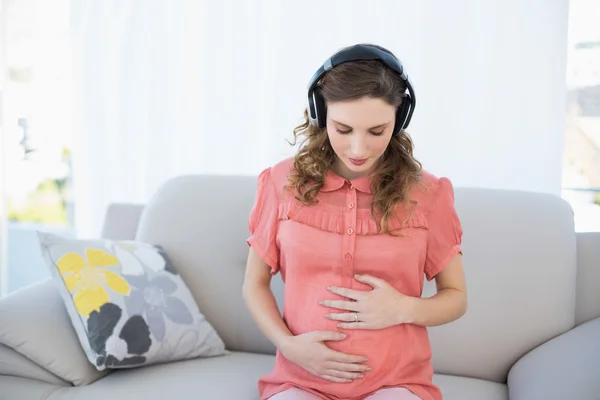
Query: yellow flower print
xmin=56 ymin=248 xmax=131 ymax=317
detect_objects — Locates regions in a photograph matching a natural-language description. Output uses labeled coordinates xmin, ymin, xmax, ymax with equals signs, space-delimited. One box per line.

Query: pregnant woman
xmin=243 ymin=43 xmax=467 ymax=400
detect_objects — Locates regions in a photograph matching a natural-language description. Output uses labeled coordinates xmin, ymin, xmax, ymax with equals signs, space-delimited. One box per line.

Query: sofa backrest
xmin=107 ymin=174 xmax=582 ymax=384
xmin=134 ymin=175 xmax=282 ymax=356
xmin=424 ymin=187 xmax=576 ymax=383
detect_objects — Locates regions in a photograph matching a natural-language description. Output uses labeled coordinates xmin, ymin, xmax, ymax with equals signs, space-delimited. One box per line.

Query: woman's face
xmin=326 ymin=96 xmax=396 ymax=180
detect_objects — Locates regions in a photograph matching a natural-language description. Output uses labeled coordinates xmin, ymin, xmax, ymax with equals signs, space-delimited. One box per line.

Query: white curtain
xmin=69 ymin=0 xmax=569 ymax=238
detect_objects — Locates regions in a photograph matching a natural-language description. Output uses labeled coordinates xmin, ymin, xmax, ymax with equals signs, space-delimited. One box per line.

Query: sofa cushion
xmin=0 ymin=343 xmax=68 ymax=386
xmin=43 ymin=351 xmax=507 ymax=400
xmin=134 ymin=175 xmax=281 ymax=355
xmin=37 ymin=232 xmax=226 ymax=372
xmin=0 ymin=376 xmax=63 ymax=400
xmin=46 ymin=351 xmax=274 ymax=400
xmin=0 ymin=279 xmax=108 ymax=385
xmin=100 ymin=203 xmax=145 ymax=241
xmin=434 ymin=374 xmax=508 ymax=400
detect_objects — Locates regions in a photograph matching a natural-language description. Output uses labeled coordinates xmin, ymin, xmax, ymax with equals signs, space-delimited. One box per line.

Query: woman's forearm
xmin=242 ymin=280 xmax=293 ymax=350
xmin=404 ymin=288 xmax=467 ymax=327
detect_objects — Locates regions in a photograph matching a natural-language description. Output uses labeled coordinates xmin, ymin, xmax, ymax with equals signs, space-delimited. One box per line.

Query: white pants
xmin=269 ymin=387 xmax=421 ymax=400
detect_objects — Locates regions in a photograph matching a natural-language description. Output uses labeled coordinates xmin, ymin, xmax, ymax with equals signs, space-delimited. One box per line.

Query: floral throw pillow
xmin=37 ymin=232 xmax=226 ymax=370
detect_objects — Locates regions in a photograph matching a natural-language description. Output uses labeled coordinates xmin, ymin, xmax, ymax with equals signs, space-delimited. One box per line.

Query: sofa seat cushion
xmin=43 ymin=351 xmax=508 ymax=400
xmin=434 ymin=374 xmax=508 ymax=400
xmin=47 ymin=352 xmax=273 ymax=400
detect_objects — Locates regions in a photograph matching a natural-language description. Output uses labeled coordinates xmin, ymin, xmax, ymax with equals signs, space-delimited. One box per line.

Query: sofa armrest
xmin=0 ymin=376 xmax=63 ymax=400
xmin=576 ymin=231 xmax=600 ymax=325
xmin=0 ymin=279 xmax=108 ymax=386
xmin=507 ymin=316 xmax=600 ymax=400
xmin=0 ymin=343 xmax=68 ymax=386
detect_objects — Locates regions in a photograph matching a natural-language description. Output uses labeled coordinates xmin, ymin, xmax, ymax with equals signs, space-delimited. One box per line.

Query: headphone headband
xmin=307 ymin=44 xmax=416 ymax=136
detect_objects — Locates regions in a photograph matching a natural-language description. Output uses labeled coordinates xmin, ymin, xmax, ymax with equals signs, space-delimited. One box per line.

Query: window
xmin=0 ymin=0 xmax=74 ymax=296
xmin=562 ymin=0 xmax=600 ymax=232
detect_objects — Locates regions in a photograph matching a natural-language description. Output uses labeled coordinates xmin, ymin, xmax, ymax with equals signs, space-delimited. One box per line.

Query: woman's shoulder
xmin=255 ymin=157 xmax=295 ymax=195
xmin=411 ymin=169 xmax=457 ymax=211
xmin=269 ymin=157 xmax=295 ymax=184
xmin=418 ymin=169 xmax=453 ymax=189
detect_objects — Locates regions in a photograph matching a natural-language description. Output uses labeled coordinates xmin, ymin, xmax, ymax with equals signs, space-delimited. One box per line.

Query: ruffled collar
xmin=321 ymin=170 xmax=372 ymax=193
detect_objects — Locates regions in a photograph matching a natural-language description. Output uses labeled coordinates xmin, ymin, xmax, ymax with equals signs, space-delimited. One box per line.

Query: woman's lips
xmin=349 ymin=158 xmax=367 ymax=166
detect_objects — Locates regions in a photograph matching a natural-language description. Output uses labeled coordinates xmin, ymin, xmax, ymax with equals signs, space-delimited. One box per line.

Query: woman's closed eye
xmin=336 ymin=128 xmax=385 ymax=136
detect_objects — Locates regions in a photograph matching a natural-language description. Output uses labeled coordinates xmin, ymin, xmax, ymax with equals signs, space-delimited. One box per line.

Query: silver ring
xmin=354 ymin=312 xmax=358 ymax=322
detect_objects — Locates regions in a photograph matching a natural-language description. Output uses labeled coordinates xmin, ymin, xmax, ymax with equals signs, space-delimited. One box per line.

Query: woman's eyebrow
xmin=332 ymin=119 xmax=390 ymax=130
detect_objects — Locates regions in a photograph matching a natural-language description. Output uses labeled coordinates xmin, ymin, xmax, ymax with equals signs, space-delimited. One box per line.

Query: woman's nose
xmin=350 ymin=137 xmax=368 ymax=157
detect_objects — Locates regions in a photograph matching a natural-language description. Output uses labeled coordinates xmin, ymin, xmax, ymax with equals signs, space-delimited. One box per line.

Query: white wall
xmin=412 ymin=1 xmax=569 ymax=194
xmin=69 ymin=0 xmax=569 ymax=237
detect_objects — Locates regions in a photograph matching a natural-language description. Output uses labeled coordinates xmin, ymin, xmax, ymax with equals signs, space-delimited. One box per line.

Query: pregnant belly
xmin=283 ymin=285 xmax=406 ymax=377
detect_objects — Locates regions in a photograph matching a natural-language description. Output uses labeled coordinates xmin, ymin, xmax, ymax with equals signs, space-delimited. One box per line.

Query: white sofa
xmin=1 ymin=174 xmax=599 ymax=400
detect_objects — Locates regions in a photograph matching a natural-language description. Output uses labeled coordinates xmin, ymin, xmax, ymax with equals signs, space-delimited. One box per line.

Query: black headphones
xmin=306 ymin=44 xmax=416 ymax=137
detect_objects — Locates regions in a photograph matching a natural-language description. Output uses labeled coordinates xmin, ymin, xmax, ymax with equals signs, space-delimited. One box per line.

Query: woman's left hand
xmin=320 ymin=274 xmax=415 ymax=330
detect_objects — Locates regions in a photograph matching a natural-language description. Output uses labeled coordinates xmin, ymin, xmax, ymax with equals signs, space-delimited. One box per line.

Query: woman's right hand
xmin=278 ymin=331 xmax=371 ymax=383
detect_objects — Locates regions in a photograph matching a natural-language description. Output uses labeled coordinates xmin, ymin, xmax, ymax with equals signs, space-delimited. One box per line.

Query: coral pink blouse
xmin=247 ymin=158 xmax=463 ymax=400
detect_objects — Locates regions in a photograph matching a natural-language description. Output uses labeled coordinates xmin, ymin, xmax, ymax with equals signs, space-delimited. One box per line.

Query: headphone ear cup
xmin=393 ymin=97 xmax=409 ymax=136
xmin=313 ymin=87 xmax=327 ymax=128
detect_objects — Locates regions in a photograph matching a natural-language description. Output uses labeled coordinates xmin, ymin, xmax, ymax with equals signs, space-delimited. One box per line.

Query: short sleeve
xmin=424 ymin=177 xmax=463 ymax=281
xmin=247 ymin=167 xmax=280 ymax=275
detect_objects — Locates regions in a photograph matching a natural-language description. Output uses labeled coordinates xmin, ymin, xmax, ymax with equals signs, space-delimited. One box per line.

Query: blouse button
xmin=348 ymin=202 xmax=355 ymax=209
xmin=347 ymin=228 xmax=354 ymax=235
xmin=344 ymin=253 xmax=353 ymax=261
xmin=350 ymin=184 xmax=355 ymax=190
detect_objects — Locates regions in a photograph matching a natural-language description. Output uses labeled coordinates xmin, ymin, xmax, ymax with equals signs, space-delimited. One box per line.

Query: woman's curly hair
xmin=287 ymin=45 xmax=423 ymax=234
